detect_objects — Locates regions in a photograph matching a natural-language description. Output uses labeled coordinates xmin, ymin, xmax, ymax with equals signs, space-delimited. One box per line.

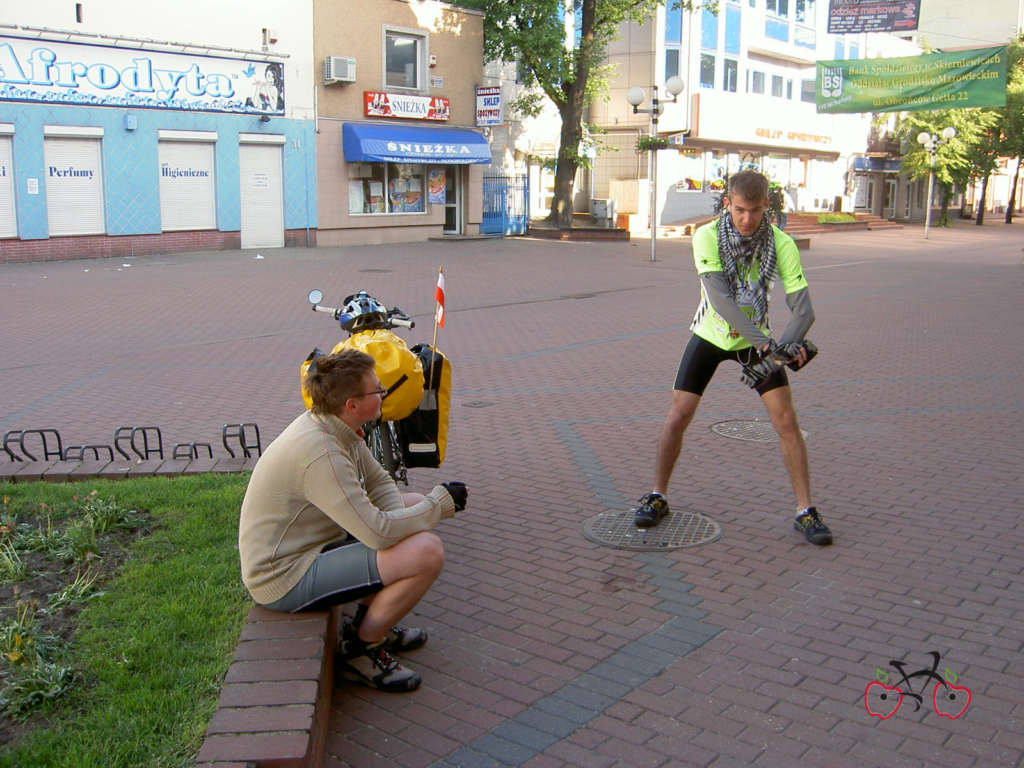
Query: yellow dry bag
xmin=300 ymin=330 xmax=424 ymax=422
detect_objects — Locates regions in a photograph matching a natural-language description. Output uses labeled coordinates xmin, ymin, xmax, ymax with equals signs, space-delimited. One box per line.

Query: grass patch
xmin=0 ymin=475 xmax=250 ymax=768
xmin=817 ymin=213 xmax=857 ymax=223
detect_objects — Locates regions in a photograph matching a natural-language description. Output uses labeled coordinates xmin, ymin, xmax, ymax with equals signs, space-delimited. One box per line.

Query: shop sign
xmin=827 ymin=0 xmax=920 ymax=34
xmin=817 ymin=46 xmax=1007 ymax=114
xmin=476 ymin=86 xmax=502 ymax=126
xmin=755 ymin=127 xmax=832 ymax=145
xmin=0 ymin=35 xmax=284 ymax=115
xmin=364 ymin=91 xmax=450 ymax=121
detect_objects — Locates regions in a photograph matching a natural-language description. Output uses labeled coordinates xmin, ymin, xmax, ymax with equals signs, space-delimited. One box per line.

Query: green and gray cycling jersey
xmin=690 ymin=219 xmax=815 ymax=352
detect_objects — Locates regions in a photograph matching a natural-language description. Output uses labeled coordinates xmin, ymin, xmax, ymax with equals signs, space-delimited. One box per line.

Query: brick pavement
xmin=2 ymin=219 xmax=1024 ymax=767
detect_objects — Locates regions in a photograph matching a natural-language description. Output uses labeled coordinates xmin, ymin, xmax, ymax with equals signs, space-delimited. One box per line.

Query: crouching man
xmin=238 ymin=349 xmax=468 ymax=692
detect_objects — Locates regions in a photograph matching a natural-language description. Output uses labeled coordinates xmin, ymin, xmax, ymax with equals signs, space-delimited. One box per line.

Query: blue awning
xmin=343 ymin=123 xmax=492 ymax=165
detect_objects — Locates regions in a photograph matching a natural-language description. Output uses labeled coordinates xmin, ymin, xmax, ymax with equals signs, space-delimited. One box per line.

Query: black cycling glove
xmin=441 ymin=481 xmax=467 ymax=511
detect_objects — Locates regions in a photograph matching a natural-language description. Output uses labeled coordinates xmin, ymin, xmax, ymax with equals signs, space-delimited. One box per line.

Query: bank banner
xmin=0 ymin=35 xmax=284 ymax=114
xmin=827 ymin=0 xmax=920 ymax=34
xmin=816 ymin=46 xmax=1007 ymax=114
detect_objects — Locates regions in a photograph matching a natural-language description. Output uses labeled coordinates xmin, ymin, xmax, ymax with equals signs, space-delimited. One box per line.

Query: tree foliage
xmin=463 ymin=0 xmax=698 ymax=226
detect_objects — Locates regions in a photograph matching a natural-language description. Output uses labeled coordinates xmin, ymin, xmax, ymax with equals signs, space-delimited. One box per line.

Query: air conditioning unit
xmin=323 ymin=56 xmax=356 ymax=85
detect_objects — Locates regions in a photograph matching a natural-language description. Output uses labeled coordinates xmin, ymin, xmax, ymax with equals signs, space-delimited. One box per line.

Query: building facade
xmin=588 ymin=1 xmax=919 ymax=228
xmin=313 ymin=0 xmax=491 ymax=245
xmin=0 ymin=0 xmax=317 ymax=262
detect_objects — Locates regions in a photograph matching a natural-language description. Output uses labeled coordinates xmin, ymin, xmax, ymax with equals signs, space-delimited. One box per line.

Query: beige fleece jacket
xmin=238 ymin=410 xmax=456 ymax=605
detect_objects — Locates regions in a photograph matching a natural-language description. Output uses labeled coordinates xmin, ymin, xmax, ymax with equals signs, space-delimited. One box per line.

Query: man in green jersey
xmin=632 ymin=170 xmax=832 ymax=545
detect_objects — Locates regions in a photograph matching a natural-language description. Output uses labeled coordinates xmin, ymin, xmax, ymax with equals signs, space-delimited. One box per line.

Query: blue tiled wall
xmin=0 ymin=102 xmax=316 ymax=240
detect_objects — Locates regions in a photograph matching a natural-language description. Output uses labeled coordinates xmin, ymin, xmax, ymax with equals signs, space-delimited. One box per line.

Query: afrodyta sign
xmin=0 ymin=35 xmax=284 ymax=114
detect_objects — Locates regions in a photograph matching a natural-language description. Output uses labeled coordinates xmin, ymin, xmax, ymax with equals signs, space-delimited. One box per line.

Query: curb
xmin=195 ymin=605 xmax=338 ymax=768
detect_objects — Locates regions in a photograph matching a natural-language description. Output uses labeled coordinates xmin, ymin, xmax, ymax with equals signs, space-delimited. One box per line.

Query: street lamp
xmin=916 ymin=126 xmax=956 ymax=239
xmin=627 ymin=75 xmax=685 ymax=262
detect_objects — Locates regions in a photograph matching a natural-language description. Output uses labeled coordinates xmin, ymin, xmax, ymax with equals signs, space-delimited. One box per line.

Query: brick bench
xmin=195 ymin=605 xmax=339 ymax=768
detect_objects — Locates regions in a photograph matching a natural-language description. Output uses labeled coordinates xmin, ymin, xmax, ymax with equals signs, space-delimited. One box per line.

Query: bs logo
xmin=821 ymin=66 xmax=843 ymax=98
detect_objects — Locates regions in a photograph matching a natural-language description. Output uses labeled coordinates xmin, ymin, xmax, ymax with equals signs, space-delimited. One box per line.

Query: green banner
xmin=816 ymin=46 xmax=1007 ymax=113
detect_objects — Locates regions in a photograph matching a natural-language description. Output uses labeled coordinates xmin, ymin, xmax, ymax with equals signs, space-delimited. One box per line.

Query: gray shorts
xmin=264 ymin=538 xmax=383 ymax=613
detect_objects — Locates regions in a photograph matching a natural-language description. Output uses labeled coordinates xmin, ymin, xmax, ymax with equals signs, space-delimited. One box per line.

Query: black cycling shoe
xmin=794 ymin=507 xmax=833 ymax=545
xmin=633 ymin=493 xmax=670 ymax=528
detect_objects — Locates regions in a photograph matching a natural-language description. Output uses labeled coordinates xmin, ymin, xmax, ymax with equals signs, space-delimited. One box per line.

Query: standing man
xmin=632 ymin=169 xmax=832 ymax=545
xmin=239 ymin=349 xmax=468 ymax=692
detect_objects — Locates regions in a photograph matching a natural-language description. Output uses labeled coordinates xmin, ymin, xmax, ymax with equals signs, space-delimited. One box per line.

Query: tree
xmin=895 ymin=109 xmax=996 ymax=226
xmin=464 ymin=0 xmax=696 ymax=227
xmin=1000 ymin=39 xmax=1024 ymax=223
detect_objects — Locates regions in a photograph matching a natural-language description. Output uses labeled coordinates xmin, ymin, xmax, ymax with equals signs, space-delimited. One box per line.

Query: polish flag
xmin=434 ymin=269 xmax=446 ymax=327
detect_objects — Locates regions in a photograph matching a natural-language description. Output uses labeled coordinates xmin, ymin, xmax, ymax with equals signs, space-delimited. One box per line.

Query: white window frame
xmin=383 ymin=26 xmax=428 ymax=92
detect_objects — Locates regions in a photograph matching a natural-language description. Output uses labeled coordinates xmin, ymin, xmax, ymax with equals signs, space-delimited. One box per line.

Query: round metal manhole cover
xmin=358 ymin=268 xmax=393 ymax=273
xmin=582 ymin=509 xmax=721 ymax=551
xmin=710 ymin=420 xmax=807 ymax=442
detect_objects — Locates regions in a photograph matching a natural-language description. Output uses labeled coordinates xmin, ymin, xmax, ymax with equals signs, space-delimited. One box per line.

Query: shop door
xmin=239 ymin=142 xmax=284 ymax=249
xmin=44 ymin=136 xmax=105 ymax=236
xmin=884 ymin=179 xmax=897 ymax=218
xmin=443 ymin=166 xmax=462 ymax=235
xmin=159 ymin=140 xmax=216 ymax=231
xmin=0 ymin=136 xmax=15 ymax=238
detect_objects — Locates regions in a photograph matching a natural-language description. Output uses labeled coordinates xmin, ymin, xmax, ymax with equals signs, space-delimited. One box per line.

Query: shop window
xmin=849 ymin=42 xmax=859 ymax=59
xmin=349 ymin=162 xmax=425 ymax=214
xmin=749 ymin=70 xmax=765 ymax=94
xmin=771 ymin=75 xmax=784 ymax=97
xmin=700 ymin=54 xmax=716 ymax=89
xmin=385 ymin=28 xmax=426 ymax=90
xmin=724 ymin=6 xmax=741 ymax=54
xmin=800 ymin=78 xmax=816 ymax=103
xmin=701 ymin=8 xmax=719 ymax=50
xmin=665 ymin=5 xmax=683 ymax=44
xmin=723 ymin=59 xmax=738 ymax=92
xmin=665 ymin=48 xmax=680 ymax=79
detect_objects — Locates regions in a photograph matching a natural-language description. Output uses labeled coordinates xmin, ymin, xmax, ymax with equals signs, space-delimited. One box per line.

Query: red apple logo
xmin=864 ymin=681 xmax=903 ymax=719
xmin=933 ymin=683 xmax=971 ymax=719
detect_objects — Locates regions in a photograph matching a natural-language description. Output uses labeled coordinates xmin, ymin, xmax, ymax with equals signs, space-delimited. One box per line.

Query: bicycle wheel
xmin=365 ymin=421 xmax=407 ymax=485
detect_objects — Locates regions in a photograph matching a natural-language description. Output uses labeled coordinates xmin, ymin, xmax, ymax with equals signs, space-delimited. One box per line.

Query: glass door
xmin=443 ymin=167 xmax=462 ymax=234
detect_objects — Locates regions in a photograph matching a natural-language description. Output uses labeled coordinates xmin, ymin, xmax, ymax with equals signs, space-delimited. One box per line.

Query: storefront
xmin=0 ymin=33 xmax=316 ymax=261
xmin=341 ymin=121 xmax=490 ymax=234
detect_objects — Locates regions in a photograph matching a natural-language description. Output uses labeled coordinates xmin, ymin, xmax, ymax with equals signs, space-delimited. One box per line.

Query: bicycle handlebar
xmin=311 ymin=303 xmax=414 ymax=329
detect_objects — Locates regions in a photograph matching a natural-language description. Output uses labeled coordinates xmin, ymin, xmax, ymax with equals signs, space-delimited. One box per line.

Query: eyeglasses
xmin=351 ymin=387 xmax=387 ymax=399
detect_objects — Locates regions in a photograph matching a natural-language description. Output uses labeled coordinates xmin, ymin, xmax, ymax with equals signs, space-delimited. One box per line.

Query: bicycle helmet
xmin=340 ymin=291 xmax=388 ymax=331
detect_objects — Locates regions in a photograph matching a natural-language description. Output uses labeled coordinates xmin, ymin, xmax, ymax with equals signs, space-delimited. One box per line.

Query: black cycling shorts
xmin=673 ymin=334 xmax=789 ymax=396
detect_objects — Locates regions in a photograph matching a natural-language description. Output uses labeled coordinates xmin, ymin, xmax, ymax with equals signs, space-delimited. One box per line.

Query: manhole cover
xmin=582 ymin=509 xmax=721 ymax=551
xmin=358 ymin=268 xmax=392 ymax=273
xmin=710 ymin=420 xmax=807 ymax=442
xmin=462 ymin=401 xmax=494 ymax=408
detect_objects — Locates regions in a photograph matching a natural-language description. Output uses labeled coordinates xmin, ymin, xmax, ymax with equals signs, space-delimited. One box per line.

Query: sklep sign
xmin=0 ymin=35 xmax=285 ymax=114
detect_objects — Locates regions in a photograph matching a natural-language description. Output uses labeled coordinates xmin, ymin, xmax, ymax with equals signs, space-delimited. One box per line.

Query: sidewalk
xmin=3 ymin=223 xmax=1023 ymax=767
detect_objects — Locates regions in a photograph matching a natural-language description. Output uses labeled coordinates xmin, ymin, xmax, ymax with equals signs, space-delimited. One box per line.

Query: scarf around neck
xmin=716 ymin=210 xmax=777 ymax=327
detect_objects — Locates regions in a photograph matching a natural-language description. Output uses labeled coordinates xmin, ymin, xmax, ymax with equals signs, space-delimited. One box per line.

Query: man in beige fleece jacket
xmin=239 ymin=349 xmax=467 ymax=692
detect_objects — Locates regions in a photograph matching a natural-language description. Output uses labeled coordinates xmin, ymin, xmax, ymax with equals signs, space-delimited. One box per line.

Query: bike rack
xmin=113 ymin=426 xmax=164 ymax=460
xmin=222 ymin=423 xmax=262 ymax=459
xmin=18 ymin=429 xmax=64 ymax=462
xmin=3 ymin=430 xmax=23 ymax=462
xmin=172 ymin=442 xmax=213 ymax=460
xmin=63 ymin=444 xmax=115 ymax=462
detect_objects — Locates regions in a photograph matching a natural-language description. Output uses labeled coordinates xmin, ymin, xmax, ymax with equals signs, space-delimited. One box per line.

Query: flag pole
xmin=429 ymin=266 xmax=442 ymax=388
